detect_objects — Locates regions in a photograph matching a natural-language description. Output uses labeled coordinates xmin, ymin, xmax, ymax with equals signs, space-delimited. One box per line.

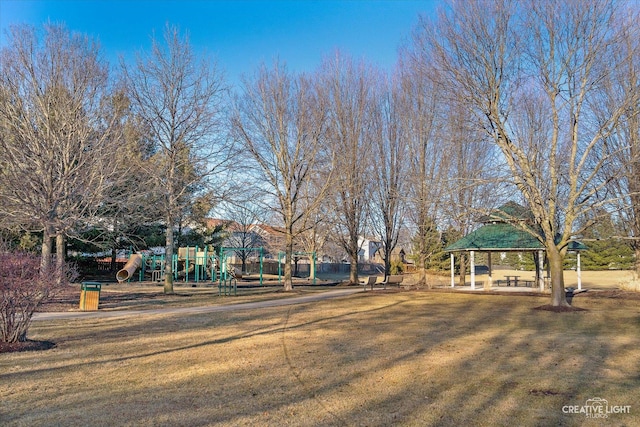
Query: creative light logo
xmin=562 ymin=398 xmax=631 ymax=419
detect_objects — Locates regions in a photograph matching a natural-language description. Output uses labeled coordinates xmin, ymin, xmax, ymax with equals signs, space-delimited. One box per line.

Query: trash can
xmin=80 ymin=281 xmax=102 ymax=311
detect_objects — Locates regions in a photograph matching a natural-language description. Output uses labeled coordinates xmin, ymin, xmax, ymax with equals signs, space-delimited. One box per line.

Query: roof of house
xmin=205 ymin=218 xmax=237 ymax=230
xmin=251 ymin=224 xmax=285 ymax=236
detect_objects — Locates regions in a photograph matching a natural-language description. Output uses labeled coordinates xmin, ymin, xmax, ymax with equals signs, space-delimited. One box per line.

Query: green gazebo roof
xmin=445 ymin=222 xmax=544 ymax=252
xmin=478 ymin=201 xmax=534 ymax=223
xmin=445 ymin=222 xmax=588 ymax=252
xmin=446 ymin=201 xmax=588 ymax=252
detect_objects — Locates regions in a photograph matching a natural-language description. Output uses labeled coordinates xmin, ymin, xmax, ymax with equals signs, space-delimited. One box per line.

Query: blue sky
xmin=0 ymin=0 xmax=438 ymax=85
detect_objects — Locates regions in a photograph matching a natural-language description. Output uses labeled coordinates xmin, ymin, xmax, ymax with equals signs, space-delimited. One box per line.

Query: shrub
xmin=0 ymin=251 xmax=76 ymax=343
xmin=390 ymin=258 xmax=404 ymax=275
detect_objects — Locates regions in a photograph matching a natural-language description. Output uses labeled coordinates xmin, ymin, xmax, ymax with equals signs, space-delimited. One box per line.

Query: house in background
xmin=358 ymin=236 xmax=382 ymax=263
xmin=202 ymin=219 xmax=417 ymax=272
xmin=250 ymin=224 xmax=286 ymax=258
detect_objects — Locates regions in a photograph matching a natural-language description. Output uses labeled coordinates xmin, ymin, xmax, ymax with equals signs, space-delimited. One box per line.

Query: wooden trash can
xmin=80 ymin=282 xmax=102 ymax=311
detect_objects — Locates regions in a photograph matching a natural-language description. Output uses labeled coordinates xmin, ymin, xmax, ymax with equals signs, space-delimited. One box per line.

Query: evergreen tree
xmin=580 ymin=213 xmax=634 ymax=270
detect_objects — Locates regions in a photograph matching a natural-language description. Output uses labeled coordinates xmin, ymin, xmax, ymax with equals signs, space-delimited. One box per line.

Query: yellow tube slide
xmin=116 ymin=254 xmax=142 ymax=282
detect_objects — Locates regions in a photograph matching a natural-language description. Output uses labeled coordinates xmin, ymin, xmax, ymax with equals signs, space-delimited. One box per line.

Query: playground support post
xmin=218 ymin=247 xmax=265 ymax=292
xmin=218 ymin=275 xmax=237 ymax=296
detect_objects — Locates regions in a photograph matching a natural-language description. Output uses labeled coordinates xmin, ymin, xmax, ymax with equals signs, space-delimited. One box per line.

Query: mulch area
xmin=0 ymin=340 xmax=56 ymax=353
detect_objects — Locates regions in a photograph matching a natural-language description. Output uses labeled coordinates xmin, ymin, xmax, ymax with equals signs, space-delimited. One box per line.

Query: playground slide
xmin=116 ymin=254 xmax=142 ymax=282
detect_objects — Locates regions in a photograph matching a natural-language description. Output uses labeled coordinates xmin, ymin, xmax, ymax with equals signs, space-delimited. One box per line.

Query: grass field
xmin=483 ymin=269 xmax=636 ymax=289
xmin=1 ymin=284 xmax=639 ymax=426
xmin=419 ymin=268 xmax=637 ymax=289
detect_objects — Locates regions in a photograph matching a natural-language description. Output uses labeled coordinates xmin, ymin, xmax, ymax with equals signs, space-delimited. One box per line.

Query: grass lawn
xmin=1 ymin=288 xmax=639 ymax=426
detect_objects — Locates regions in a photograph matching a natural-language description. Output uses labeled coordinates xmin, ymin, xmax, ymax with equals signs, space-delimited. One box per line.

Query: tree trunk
xmin=348 ymin=238 xmax=359 ymax=284
xmin=164 ymin=223 xmax=174 ymax=294
xmin=110 ymin=247 xmax=117 ymax=272
xmin=423 ymin=265 xmax=430 ymax=289
xmin=55 ymin=233 xmax=65 ymax=269
xmin=55 ymin=233 xmax=66 ymax=285
xmin=458 ymin=253 xmax=467 ymax=286
xmin=384 ymin=249 xmax=391 ymax=279
xmin=110 ymin=216 xmax=118 ymax=272
xmin=41 ymin=226 xmax=53 ymax=272
xmin=547 ymin=246 xmax=569 ymax=307
xmin=420 ymin=251 xmax=430 ymax=288
xmin=635 ymin=246 xmax=640 ymax=277
xmin=349 ymin=257 xmax=358 ymax=285
xmin=283 ymin=234 xmax=293 ymax=291
xmin=309 ymin=253 xmax=316 ymax=281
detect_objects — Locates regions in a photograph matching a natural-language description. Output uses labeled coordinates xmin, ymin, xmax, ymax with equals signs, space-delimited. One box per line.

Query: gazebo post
xmin=577 ymin=252 xmax=582 ymax=290
xmin=470 ymin=250 xmax=476 ymax=290
xmin=486 ymin=252 xmax=493 ymax=290
xmin=450 ymin=253 xmax=455 ymax=288
xmin=538 ymin=250 xmax=545 ymax=291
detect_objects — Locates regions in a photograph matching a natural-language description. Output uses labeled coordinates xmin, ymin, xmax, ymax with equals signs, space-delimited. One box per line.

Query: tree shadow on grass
xmin=0 ymin=340 xmax=56 ymax=353
xmin=533 ymin=304 xmax=588 ymax=312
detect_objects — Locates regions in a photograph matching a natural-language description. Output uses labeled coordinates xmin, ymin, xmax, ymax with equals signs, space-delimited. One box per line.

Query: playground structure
xmin=217 ymin=247 xmax=264 ymax=296
xmin=114 ymin=247 xmax=320 ymax=293
xmin=116 ymin=254 xmax=142 ymax=282
xmin=114 ymin=246 xmax=266 ymax=294
xmin=114 ymin=247 xmax=212 ymax=283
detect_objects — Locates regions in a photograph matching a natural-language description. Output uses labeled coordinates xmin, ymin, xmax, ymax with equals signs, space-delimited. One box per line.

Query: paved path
xmin=33 ymin=288 xmax=363 ymax=321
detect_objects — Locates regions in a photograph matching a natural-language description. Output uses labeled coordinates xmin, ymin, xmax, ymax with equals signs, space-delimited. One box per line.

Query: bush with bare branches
xmin=0 ymin=251 xmax=77 ymax=343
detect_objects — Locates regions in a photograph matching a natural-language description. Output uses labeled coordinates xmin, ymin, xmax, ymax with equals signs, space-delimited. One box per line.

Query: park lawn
xmin=432 ymin=269 xmax=637 ymax=289
xmin=41 ymin=281 xmax=343 ymax=313
xmin=1 ymin=291 xmax=639 ymax=426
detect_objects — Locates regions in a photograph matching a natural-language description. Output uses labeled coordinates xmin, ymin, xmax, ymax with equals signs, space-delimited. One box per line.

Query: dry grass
xmin=2 ymin=288 xmax=639 ymax=426
xmin=40 ymin=281 xmax=343 ymax=313
xmin=617 ymin=272 xmax=640 ymax=292
xmin=423 ymin=269 xmax=636 ymax=289
xmin=620 ymin=281 xmax=640 ymax=292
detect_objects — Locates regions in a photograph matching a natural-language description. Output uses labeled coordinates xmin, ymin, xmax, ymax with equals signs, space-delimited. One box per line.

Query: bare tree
xmin=0 ymin=24 xmax=125 ymax=271
xmin=421 ymin=0 xmax=639 ymax=306
xmin=321 ymin=52 xmax=377 ymax=284
xmin=598 ymin=14 xmax=640 ymax=276
xmin=88 ymin=103 xmax=164 ymax=270
xmin=294 ymin=174 xmax=335 ymax=281
xmin=441 ymin=101 xmax=500 ymax=285
xmin=396 ymin=49 xmax=451 ymax=286
xmin=369 ymin=74 xmax=409 ymax=278
xmin=222 ymin=201 xmax=268 ymax=274
xmin=122 ymin=24 xmax=228 ymax=294
xmin=231 ymin=62 xmax=329 ymax=291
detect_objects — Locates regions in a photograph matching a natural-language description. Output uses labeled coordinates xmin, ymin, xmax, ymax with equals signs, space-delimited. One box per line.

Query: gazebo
xmin=445 ymin=202 xmax=587 ymax=291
